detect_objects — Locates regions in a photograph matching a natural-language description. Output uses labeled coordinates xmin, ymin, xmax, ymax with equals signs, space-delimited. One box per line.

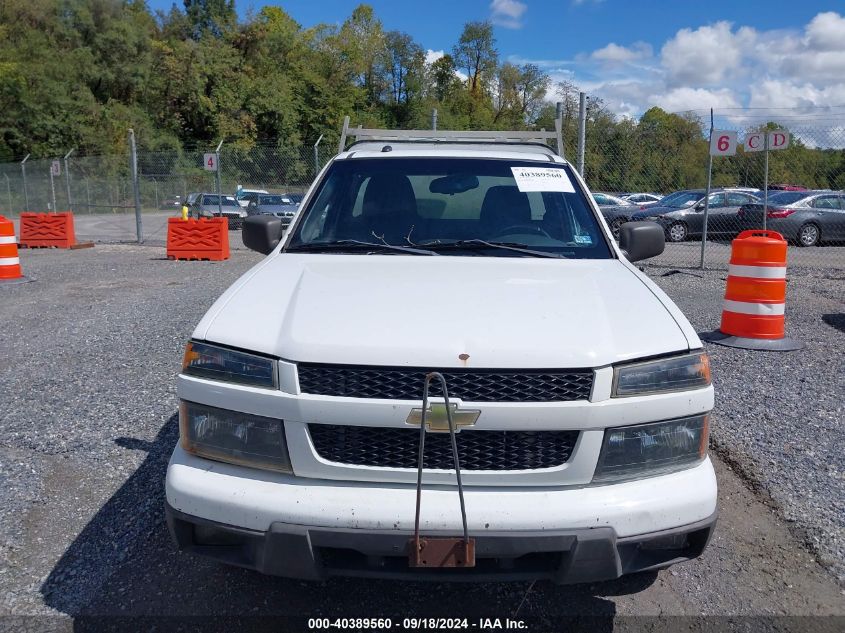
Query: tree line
xmin=1 ymin=0 xmax=842 ymax=192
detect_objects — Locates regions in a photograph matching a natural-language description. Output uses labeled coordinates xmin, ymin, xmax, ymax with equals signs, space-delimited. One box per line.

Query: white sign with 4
xmin=203 ymin=153 xmax=218 ymax=171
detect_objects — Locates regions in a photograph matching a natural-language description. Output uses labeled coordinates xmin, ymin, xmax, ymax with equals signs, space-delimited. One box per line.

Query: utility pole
xmin=49 ymin=160 xmax=58 ymax=213
xmin=432 ymin=108 xmax=438 ymax=131
xmin=64 ymin=148 xmax=75 ymax=213
xmin=214 ymin=140 xmax=223 ymax=218
xmin=699 ymin=109 xmax=714 ymax=269
xmin=577 ymin=92 xmax=586 ymax=176
xmin=128 ymin=129 xmax=143 ymax=243
xmin=313 ymin=134 xmax=324 ymax=177
xmin=20 ymin=155 xmax=29 ymax=211
xmin=4 ymin=174 xmax=11 ymax=214
xmin=763 ymin=134 xmax=769 ymax=231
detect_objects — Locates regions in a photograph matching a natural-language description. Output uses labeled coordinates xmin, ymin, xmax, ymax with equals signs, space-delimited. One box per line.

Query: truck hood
xmin=196 ymin=255 xmax=692 ymax=368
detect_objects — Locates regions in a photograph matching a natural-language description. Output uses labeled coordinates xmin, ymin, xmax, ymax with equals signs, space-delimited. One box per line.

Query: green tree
xmin=183 ymin=0 xmax=236 ymax=38
xmin=452 ymin=21 xmax=497 ymax=95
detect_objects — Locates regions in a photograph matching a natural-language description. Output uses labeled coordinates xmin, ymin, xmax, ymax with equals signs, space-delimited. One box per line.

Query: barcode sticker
xmin=511 ymin=167 xmax=575 ymax=193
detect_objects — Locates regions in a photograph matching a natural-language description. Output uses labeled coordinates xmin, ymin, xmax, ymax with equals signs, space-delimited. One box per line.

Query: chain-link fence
xmin=582 ymin=111 xmax=845 ymax=271
xmin=0 ymin=111 xmax=843 ymax=270
xmin=0 ymin=143 xmax=327 ymax=243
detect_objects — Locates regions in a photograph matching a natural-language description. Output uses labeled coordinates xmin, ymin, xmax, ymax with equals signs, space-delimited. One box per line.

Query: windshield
xmin=765 ymin=191 xmax=807 ymax=205
xmin=258 ymin=195 xmax=292 ymax=205
xmin=287 ymin=158 xmax=611 ymax=259
xmin=659 ymin=191 xmax=702 ymax=208
xmin=204 ymin=195 xmax=238 ymax=207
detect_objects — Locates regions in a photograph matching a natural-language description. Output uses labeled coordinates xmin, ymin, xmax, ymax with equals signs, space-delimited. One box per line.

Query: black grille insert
xmin=297 ymin=364 xmax=593 ymax=402
xmin=308 ymin=424 xmax=579 ymax=471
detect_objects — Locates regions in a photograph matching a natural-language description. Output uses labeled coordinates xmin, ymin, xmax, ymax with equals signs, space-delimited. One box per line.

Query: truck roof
xmin=338 ymin=142 xmax=565 ymax=164
xmin=336 ymin=117 xmax=565 ymax=162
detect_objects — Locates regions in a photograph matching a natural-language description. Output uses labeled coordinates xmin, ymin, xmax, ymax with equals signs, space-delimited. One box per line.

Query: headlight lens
xmin=612 ymin=352 xmax=710 ymax=397
xmin=180 ymin=401 xmax=292 ymax=473
xmin=593 ymin=415 xmax=709 ymax=483
xmin=182 ymin=341 xmax=277 ymax=388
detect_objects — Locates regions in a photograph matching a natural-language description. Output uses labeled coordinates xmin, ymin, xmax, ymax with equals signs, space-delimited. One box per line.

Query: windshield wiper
xmin=422 ymin=240 xmax=566 ymax=258
xmin=286 ymin=239 xmax=438 ymax=256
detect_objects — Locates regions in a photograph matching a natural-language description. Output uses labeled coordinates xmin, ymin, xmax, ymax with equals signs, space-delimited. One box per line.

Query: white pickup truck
xmin=165 ymin=125 xmax=716 ymax=584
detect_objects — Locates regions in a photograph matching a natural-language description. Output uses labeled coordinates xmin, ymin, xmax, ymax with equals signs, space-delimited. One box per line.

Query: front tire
xmin=667 ymin=222 xmax=688 ymax=242
xmin=797 ymin=223 xmax=820 ymax=247
xmin=610 ymin=218 xmax=626 ymax=240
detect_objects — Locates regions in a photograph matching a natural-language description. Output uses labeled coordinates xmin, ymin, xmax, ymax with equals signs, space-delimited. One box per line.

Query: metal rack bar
xmin=339 ymin=115 xmax=565 ymax=158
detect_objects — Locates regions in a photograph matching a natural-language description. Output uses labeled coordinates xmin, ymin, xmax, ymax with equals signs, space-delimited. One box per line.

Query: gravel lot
xmin=0 ymin=245 xmax=843 ymax=627
xmin=642 ymin=263 xmax=845 ymax=582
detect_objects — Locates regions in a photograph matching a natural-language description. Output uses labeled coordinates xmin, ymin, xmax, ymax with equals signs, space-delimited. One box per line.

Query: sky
xmin=148 ymin=1 xmax=845 ymax=126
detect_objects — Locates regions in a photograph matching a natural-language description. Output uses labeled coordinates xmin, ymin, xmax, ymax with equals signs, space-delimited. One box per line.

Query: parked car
xmin=190 ymin=192 xmax=247 ymax=229
xmin=737 ymin=190 xmax=845 ymax=246
xmin=166 ymin=125 xmax=717 ymax=585
xmin=159 ymin=195 xmax=183 ymax=210
xmin=620 ymin=192 xmax=663 ymax=206
xmin=630 ymin=189 xmax=760 ymax=242
xmin=767 ymin=184 xmax=808 ymax=192
xmin=599 ymin=204 xmax=640 ymax=240
xmin=235 ymin=188 xmax=270 ymax=208
xmin=246 ymin=194 xmax=300 ymax=227
xmin=592 ymin=192 xmax=633 ymax=208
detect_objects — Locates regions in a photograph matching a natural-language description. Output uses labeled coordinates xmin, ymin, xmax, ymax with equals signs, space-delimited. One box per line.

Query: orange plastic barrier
xmin=0 ymin=215 xmax=23 ymax=280
xmin=19 ymin=212 xmax=76 ymax=248
xmin=166 ymin=217 xmax=230 ymax=261
xmin=719 ymin=230 xmax=788 ymax=339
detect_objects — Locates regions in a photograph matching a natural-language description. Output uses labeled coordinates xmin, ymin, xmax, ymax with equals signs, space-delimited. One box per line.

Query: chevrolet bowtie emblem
xmin=406 ymin=402 xmax=481 ymax=433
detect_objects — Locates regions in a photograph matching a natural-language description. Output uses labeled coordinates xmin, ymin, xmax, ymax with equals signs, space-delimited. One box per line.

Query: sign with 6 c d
xmin=203 ymin=153 xmax=217 ymax=171
xmin=744 ymin=130 xmax=790 ymax=153
xmin=709 ymin=131 xmax=737 ymax=156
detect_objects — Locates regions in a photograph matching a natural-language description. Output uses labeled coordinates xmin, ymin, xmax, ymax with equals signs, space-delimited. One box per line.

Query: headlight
xmin=182 ymin=341 xmax=277 ymax=388
xmin=180 ymin=401 xmax=292 ymax=473
xmin=593 ymin=415 xmax=709 ymax=483
xmin=612 ymin=352 xmax=710 ymax=397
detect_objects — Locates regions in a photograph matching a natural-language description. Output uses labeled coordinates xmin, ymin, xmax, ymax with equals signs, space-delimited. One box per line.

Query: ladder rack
xmin=337 ymin=116 xmax=565 ymax=159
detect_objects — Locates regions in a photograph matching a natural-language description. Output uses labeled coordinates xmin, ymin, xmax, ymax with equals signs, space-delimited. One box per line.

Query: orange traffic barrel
xmin=704 ymin=230 xmax=802 ymax=351
xmin=0 ymin=215 xmax=30 ymax=285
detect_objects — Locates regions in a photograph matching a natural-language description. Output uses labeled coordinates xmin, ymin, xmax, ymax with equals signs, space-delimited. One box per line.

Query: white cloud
xmin=747 ymin=80 xmax=845 ymax=111
xmin=425 ymin=49 xmax=469 ymax=82
xmin=425 ymin=49 xmax=444 ymax=65
xmin=520 ymin=9 xmax=845 ymax=146
xmin=804 ymin=11 xmax=845 ymax=51
xmin=490 ymin=0 xmax=527 ymax=29
xmin=660 ymin=22 xmax=754 ymax=86
xmin=648 ymin=87 xmax=742 ymax=112
xmin=591 ymin=42 xmax=652 ymax=64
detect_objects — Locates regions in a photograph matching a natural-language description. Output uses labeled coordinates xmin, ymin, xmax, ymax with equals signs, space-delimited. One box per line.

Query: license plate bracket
xmin=408 ymin=536 xmax=476 ymax=568
xmin=409 ymin=373 xmax=477 ymax=569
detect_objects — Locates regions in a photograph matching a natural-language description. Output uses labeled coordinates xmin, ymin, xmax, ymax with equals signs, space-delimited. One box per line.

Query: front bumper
xmin=166 ymin=502 xmax=716 ymax=584
xmin=165 ymin=446 xmax=718 ymax=582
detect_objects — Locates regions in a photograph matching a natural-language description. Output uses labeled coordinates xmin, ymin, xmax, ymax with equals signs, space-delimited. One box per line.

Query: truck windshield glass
xmin=287 ymin=158 xmax=611 ymax=258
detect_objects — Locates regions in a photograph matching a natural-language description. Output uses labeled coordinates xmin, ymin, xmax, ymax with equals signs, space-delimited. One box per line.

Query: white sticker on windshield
xmin=574 ymin=234 xmax=593 ymax=245
xmin=511 ymin=167 xmax=575 ymax=193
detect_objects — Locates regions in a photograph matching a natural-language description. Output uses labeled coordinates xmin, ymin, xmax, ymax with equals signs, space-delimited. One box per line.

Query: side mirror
xmin=695 ymin=202 xmax=705 ymax=211
xmin=618 ymin=221 xmax=665 ymax=262
xmin=242 ymin=216 xmax=284 ymax=254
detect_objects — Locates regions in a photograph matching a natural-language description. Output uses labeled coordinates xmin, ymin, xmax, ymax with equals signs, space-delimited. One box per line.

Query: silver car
xmin=246 ymin=194 xmax=300 ymax=227
xmin=190 ymin=193 xmax=247 ymax=229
